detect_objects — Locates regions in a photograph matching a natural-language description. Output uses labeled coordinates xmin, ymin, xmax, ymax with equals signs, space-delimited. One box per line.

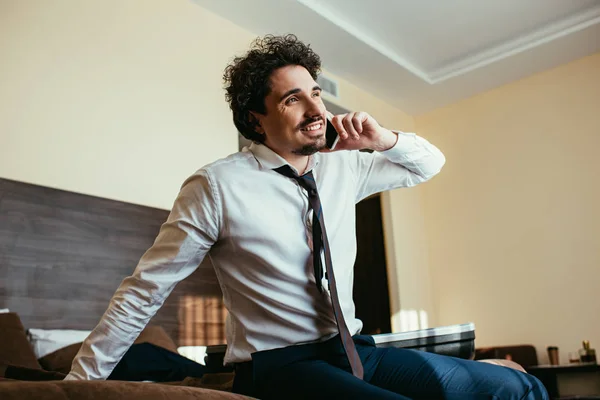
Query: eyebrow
xmin=279 ymin=85 xmax=322 ymax=102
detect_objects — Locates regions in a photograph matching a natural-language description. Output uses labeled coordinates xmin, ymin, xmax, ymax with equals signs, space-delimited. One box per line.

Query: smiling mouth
xmin=300 ymin=122 xmax=323 ymax=132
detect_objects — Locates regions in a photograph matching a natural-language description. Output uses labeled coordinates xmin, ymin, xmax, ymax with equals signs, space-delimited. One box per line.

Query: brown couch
xmin=475 ymin=345 xmax=539 ymax=370
xmin=0 ymin=380 xmax=252 ymax=400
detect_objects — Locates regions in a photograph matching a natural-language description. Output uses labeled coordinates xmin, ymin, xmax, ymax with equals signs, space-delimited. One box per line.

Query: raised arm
xmin=350 ymin=130 xmax=445 ymax=202
xmin=326 ymin=111 xmax=445 ymax=202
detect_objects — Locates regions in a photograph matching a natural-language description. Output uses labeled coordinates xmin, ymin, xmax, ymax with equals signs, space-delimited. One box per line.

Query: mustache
xmin=297 ymin=117 xmax=324 ymax=130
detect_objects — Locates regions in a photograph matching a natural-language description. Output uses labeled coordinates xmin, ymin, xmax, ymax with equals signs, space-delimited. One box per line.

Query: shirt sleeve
xmin=350 ymin=131 xmax=446 ymax=203
xmin=64 ymin=169 xmax=221 ymax=380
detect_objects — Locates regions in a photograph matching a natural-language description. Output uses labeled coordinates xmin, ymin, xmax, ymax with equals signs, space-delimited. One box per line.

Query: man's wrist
xmin=373 ymin=128 xmax=398 ymax=152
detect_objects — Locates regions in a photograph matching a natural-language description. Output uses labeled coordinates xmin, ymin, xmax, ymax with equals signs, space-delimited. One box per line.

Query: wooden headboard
xmin=0 ymin=178 xmax=226 ymax=346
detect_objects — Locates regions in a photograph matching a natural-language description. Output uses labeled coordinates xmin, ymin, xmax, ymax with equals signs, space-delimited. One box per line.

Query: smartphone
xmin=325 ymin=116 xmax=340 ymax=150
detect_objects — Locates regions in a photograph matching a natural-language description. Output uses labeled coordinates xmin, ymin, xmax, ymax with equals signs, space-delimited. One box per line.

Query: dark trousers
xmin=108 ymin=343 xmax=207 ymax=382
xmin=233 ymin=335 xmax=548 ymax=399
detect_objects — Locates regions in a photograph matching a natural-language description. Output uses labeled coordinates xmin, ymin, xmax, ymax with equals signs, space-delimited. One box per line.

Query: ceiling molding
xmin=428 ymin=4 xmax=600 ymax=83
xmin=296 ymin=0 xmax=600 ymax=85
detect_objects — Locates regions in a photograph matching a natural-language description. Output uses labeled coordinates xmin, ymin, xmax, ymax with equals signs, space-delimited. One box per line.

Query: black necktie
xmin=274 ymin=165 xmax=364 ymax=380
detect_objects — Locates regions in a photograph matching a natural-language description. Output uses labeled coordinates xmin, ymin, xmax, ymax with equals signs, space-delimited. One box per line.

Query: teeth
xmin=301 ymin=123 xmax=322 ymax=132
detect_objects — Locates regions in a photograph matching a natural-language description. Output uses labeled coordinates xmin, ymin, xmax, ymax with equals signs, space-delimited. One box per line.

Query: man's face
xmin=254 ymin=65 xmax=327 ymax=158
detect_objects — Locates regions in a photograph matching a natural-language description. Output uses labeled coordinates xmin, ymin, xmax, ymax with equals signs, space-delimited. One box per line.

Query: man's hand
xmin=323 ymin=111 xmax=398 ymax=152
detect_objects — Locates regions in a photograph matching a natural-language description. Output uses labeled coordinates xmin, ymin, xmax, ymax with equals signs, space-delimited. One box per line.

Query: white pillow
xmin=27 ymin=329 xmax=91 ymax=359
xmin=0 ymin=309 xmax=10 ymax=313
xmin=177 ymin=346 xmax=207 ymax=365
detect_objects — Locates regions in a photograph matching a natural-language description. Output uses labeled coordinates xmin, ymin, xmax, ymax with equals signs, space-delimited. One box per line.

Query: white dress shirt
xmin=65 ymin=130 xmax=445 ymax=380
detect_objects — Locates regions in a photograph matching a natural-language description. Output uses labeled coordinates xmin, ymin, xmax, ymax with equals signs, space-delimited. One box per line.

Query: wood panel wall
xmin=0 ymin=178 xmax=225 ymax=345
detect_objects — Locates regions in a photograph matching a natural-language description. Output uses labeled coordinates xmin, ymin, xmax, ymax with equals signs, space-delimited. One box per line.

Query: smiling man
xmin=66 ymin=35 xmax=547 ymax=399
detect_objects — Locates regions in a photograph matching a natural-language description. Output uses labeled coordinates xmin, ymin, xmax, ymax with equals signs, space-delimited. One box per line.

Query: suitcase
xmin=371 ymin=322 xmax=476 ymax=359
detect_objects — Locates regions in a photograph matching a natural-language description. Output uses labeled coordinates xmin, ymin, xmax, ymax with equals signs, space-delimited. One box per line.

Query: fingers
xmin=320 ymin=111 xmax=375 ymax=154
xmin=331 ymin=112 xmax=365 ymax=140
xmin=330 ymin=113 xmax=348 ymax=140
xmin=343 ymin=113 xmax=360 ymax=139
xmin=351 ymin=112 xmax=367 ymax=135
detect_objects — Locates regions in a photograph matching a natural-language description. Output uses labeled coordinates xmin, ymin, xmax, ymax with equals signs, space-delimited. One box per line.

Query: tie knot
xmin=274 ymin=165 xmax=318 ymax=196
xmin=297 ymin=174 xmax=317 ymax=194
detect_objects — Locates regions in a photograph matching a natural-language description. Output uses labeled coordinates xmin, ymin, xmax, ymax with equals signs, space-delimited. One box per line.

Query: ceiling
xmin=194 ymin=0 xmax=600 ymax=115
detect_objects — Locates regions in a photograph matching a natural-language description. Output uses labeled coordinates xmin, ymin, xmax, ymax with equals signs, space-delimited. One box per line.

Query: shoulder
xmin=203 ymin=150 xmax=256 ymax=175
xmin=179 ymin=150 xmax=258 ymax=193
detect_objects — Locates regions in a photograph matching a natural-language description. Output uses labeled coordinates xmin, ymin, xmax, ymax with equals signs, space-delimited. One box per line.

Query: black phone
xmin=325 ymin=117 xmax=340 ymax=150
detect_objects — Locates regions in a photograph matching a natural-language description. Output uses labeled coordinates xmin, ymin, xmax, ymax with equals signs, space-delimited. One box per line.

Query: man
xmin=66 ymin=35 xmax=547 ymax=399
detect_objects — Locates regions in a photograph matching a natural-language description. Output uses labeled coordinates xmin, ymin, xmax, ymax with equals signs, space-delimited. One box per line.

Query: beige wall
xmin=0 ymin=0 xmax=249 ymax=209
xmin=415 ymin=53 xmax=600 ymax=363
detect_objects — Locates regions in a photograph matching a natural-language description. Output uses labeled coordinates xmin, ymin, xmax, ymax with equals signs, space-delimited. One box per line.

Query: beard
xmin=292 ymin=136 xmax=326 ymax=156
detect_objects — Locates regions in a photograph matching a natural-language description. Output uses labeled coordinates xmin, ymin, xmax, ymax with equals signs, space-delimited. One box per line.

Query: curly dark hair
xmin=223 ymin=34 xmax=321 ymax=143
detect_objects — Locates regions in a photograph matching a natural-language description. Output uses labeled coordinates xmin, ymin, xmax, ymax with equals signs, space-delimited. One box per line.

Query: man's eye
xmin=286 ymin=97 xmax=298 ymax=105
xmin=313 ymin=92 xmax=321 ymax=97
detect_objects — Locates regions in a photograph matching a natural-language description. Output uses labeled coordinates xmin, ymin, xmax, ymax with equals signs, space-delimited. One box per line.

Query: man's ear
xmin=249 ymin=111 xmax=264 ymax=133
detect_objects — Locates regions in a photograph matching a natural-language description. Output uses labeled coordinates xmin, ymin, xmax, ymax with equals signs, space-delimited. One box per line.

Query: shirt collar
xmin=248 ymin=142 xmax=320 ymax=175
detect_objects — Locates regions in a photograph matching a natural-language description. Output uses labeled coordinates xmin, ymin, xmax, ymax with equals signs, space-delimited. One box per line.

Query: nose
xmin=305 ymin=99 xmax=324 ymax=120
